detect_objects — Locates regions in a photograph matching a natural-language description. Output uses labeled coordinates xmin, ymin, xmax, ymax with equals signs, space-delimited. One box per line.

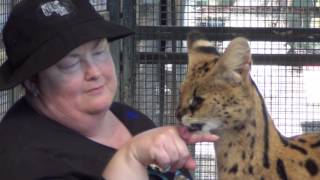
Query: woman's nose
xmin=84 ymin=59 xmax=101 ymax=81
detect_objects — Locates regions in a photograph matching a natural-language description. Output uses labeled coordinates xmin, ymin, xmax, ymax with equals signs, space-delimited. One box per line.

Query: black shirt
xmin=0 ymin=98 xmax=191 ymax=180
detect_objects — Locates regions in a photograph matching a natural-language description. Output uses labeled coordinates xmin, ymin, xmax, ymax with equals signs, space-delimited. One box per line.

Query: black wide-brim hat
xmin=0 ymin=0 xmax=134 ymax=90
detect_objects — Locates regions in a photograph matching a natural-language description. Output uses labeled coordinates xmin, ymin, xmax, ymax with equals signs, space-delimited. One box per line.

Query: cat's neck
xmin=213 ymin=85 xmax=284 ymax=178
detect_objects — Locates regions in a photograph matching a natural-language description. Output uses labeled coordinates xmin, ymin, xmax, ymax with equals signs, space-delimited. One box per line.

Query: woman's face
xmin=36 ymin=39 xmax=117 ymax=120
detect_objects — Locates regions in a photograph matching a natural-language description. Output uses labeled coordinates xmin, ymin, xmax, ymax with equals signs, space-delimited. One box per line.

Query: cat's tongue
xmin=177 ymin=125 xmax=192 ymax=141
xmin=177 ymin=125 xmax=220 ymax=144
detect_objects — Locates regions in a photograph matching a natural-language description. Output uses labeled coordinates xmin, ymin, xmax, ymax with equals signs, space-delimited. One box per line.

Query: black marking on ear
xmin=276 ymin=159 xmax=288 ymax=180
xmin=289 ymin=144 xmax=307 ymax=155
xmin=229 ymin=164 xmax=238 ymax=174
xmin=187 ymin=31 xmax=208 ymax=48
xmin=305 ymin=158 xmax=319 ymax=176
xmin=311 ymin=140 xmax=320 ymax=148
xmin=195 ymin=46 xmax=220 ymax=56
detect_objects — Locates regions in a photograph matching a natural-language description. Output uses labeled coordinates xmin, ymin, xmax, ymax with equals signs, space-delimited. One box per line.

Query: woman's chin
xmin=86 ymin=99 xmax=111 ymax=113
xmin=80 ymin=92 xmax=113 ymax=113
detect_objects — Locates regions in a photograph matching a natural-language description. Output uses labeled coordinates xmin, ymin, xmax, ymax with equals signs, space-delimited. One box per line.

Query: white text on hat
xmin=41 ymin=0 xmax=71 ymax=17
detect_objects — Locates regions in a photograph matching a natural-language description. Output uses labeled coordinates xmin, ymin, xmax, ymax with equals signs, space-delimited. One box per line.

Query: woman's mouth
xmin=86 ymin=85 xmax=105 ymax=95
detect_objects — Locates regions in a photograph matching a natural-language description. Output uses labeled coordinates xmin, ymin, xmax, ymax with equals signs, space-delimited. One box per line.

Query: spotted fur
xmin=176 ymin=32 xmax=320 ymax=180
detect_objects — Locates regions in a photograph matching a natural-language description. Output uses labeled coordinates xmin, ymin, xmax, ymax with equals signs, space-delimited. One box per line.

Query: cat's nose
xmin=188 ymin=123 xmax=205 ymax=132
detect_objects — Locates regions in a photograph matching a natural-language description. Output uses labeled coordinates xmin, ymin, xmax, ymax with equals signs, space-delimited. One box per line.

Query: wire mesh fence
xmin=0 ymin=0 xmax=14 ymax=119
xmin=134 ymin=0 xmax=320 ymax=179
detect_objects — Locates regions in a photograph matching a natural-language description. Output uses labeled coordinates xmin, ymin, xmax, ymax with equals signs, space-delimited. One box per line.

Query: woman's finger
xmin=152 ymin=144 xmax=172 ymax=169
xmin=152 ymin=128 xmax=181 ymax=169
xmin=187 ymin=133 xmax=219 ymax=144
xmin=169 ymin=134 xmax=190 ymax=171
xmin=183 ymin=155 xmax=197 ymax=170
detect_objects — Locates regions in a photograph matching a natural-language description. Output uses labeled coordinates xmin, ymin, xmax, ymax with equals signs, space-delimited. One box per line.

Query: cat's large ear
xmin=186 ymin=31 xmax=220 ymax=77
xmin=215 ymin=37 xmax=252 ymax=86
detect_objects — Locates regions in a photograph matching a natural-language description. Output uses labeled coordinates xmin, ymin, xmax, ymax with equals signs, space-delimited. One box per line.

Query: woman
xmin=0 ymin=0 xmax=218 ymax=179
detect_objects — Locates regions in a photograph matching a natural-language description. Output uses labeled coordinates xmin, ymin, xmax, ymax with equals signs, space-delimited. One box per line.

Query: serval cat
xmin=176 ymin=32 xmax=320 ymax=180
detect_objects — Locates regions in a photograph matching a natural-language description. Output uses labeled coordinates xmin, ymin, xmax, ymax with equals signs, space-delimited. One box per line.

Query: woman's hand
xmin=129 ymin=126 xmax=219 ymax=171
xmin=102 ymin=126 xmax=219 ymax=180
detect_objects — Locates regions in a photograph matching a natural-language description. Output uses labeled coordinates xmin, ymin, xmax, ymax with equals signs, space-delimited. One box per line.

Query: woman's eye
xmin=57 ymin=57 xmax=80 ymax=69
xmin=60 ymin=62 xmax=78 ymax=69
xmin=93 ymin=50 xmax=105 ymax=56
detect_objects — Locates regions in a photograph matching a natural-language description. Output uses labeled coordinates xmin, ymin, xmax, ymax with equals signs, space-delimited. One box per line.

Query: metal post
xmin=122 ymin=0 xmax=136 ymax=106
xmin=107 ymin=0 xmax=122 ymax=101
xmin=159 ymin=0 xmax=168 ymax=125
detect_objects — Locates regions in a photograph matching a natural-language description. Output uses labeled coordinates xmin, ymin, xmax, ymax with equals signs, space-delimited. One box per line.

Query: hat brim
xmin=0 ymin=19 xmax=134 ymax=90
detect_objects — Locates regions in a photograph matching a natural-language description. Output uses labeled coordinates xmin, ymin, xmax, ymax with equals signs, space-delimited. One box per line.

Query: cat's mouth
xmin=179 ymin=116 xmax=223 ymax=134
xmin=183 ymin=121 xmax=222 ymax=134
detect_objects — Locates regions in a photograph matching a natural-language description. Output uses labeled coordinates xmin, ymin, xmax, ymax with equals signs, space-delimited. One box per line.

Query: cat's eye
xmin=189 ymin=96 xmax=204 ymax=112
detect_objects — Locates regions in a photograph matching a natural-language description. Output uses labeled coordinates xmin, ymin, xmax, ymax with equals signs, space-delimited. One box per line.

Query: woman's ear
xmin=23 ymin=77 xmax=40 ymax=97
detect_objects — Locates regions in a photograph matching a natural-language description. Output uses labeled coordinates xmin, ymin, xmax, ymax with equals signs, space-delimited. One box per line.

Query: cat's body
xmin=176 ymin=32 xmax=320 ymax=180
